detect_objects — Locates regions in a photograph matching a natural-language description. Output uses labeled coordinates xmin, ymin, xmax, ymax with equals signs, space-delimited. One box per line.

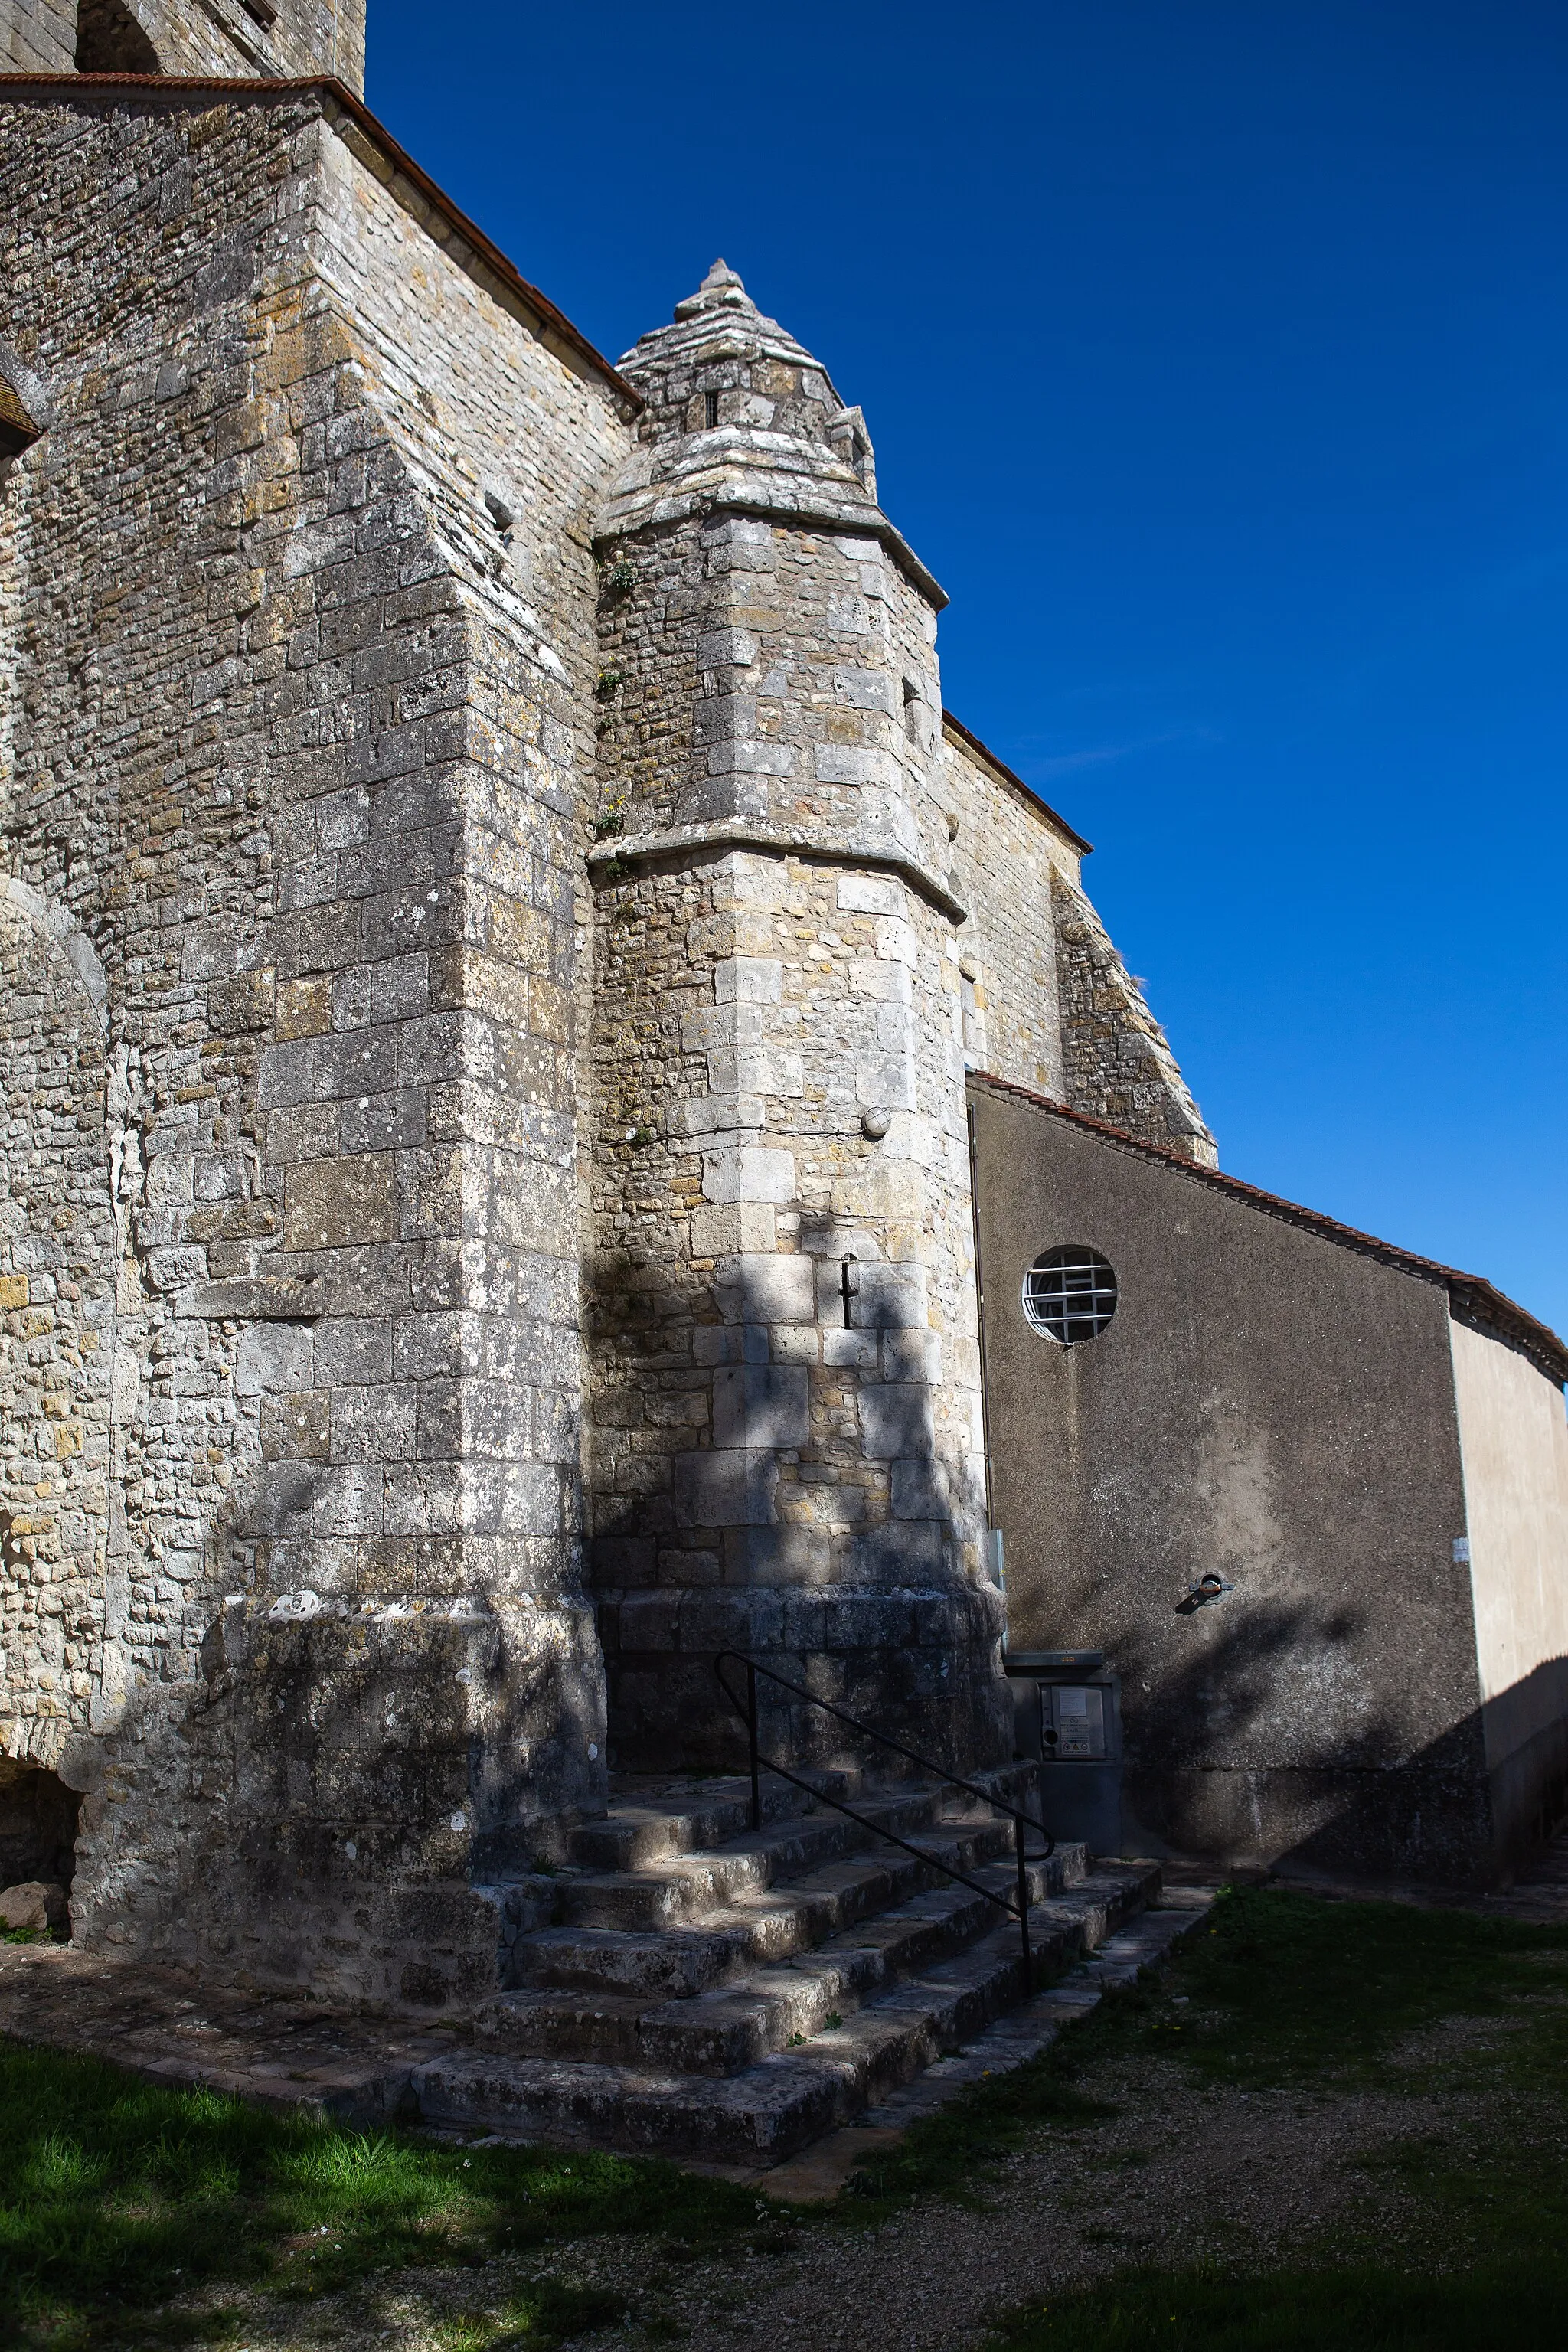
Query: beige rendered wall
xmin=1449 ymin=1316 xmax=1568 ymax=1861
xmin=970 ymin=1079 xmax=1494 ymax=1883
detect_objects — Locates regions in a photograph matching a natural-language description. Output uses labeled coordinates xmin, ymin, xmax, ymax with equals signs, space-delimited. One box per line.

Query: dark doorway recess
xmin=76 ymin=1 xmax=162 ymax=72
xmin=0 ymin=1759 xmax=81 ymax=1902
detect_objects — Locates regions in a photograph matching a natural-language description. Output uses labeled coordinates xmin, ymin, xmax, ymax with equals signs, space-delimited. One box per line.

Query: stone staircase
xmin=411 ymin=1768 xmax=1163 ymax=2164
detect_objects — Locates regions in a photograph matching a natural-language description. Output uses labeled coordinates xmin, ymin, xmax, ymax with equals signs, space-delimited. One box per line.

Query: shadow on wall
xmin=75 ymin=0 xmax=161 ymax=71
xmin=1115 ymin=1594 xmax=1568 ymax=1886
xmin=587 ymin=1233 xmax=1001 ymax=1777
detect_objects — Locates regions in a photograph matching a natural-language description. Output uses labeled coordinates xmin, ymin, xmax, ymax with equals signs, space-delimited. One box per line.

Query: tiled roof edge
xmin=967 ymin=1070 xmax=1568 ymax=1387
xmin=0 ymin=73 xmax=642 ymax=416
xmin=941 ymin=712 xmax=1094 ymax=856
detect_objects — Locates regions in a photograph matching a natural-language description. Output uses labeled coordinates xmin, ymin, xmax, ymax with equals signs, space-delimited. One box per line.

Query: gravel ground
xmin=185 ymin=2043 xmax=1477 ymax=2352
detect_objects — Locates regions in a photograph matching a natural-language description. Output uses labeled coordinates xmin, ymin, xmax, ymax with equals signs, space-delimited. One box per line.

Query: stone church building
xmin=2 ymin=0 xmax=1566 ymax=2079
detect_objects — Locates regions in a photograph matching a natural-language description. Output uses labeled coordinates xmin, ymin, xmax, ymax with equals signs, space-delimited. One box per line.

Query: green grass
xmin=846 ymin=1885 xmax=1568 ymax=2209
xmin=7 ymin=1887 xmax=1568 ymax=2349
xmin=956 ymin=1886 xmax=1568 ymax=2352
xmin=0 ymin=2039 xmax=765 ymax=2350
xmin=1112 ymin=1883 xmax=1568 ymax=2089
xmin=984 ymin=2258 xmax=1568 ymax=2350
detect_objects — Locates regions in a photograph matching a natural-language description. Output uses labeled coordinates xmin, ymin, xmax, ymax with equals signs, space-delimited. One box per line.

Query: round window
xmin=1022 ymin=1246 xmax=1118 ymax=1344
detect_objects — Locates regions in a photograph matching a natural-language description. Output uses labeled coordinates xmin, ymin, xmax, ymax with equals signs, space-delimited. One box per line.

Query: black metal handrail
xmin=714 ymin=1648 xmax=1054 ymax=1988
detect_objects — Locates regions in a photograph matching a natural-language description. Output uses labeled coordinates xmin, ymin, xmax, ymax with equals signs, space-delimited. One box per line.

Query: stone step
xmin=550 ymin=1783 xmax=1030 ymax=1932
xmin=512 ymin=1825 xmax=1089 ymax=1994
xmin=574 ymin=1764 xmax=1044 ymax=1873
xmin=483 ymin=1846 xmax=1090 ymax=2073
xmin=416 ymin=1864 xmax=1159 ymax=2162
xmin=569 ymin=1774 xmax=826 ymax=1872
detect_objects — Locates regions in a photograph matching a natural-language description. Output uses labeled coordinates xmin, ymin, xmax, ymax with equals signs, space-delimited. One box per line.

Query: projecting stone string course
xmin=2 ymin=1 xmax=1564 ymax=2169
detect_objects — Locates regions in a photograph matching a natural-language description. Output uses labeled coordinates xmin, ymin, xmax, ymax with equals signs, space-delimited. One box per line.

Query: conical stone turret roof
xmin=595 ymin=262 xmax=945 ymax=607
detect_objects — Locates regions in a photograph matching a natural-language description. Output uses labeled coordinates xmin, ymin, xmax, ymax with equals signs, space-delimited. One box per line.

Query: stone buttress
xmin=0 ymin=80 xmax=627 ymax=2006
xmin=586 ymin=263 xmax=1009 ymax=1775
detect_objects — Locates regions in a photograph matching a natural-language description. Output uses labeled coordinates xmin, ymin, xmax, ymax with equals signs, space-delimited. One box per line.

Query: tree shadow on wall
xmin=1106 ymin=1594 xmax=1525 ymax=1886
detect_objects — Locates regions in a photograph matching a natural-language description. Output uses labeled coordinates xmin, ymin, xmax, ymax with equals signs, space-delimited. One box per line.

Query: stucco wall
xmin=1450 ymin=1315 xmax=1568 ymax=1866
xmin=969 ymin=1078 xmax=1502 ymax=1883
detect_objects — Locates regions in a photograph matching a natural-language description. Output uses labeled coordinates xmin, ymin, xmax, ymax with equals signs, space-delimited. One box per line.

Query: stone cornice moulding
xmin=586 ymin=821 xmax=969 ymax=925
xmin=593 ymin=487 xmax=948 ymax=612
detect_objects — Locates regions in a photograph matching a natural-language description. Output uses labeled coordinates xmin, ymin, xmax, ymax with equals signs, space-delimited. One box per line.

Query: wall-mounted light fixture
xmin=1175 ymin=1573 xmax=1235 ymax=1617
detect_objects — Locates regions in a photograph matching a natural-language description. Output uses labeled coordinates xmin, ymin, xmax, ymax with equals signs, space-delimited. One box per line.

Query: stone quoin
xmin=2 ymin=0 xmax=1566 ymax=2058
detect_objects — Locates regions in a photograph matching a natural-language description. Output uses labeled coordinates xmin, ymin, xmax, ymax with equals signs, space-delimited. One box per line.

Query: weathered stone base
xmin=70 ymin=1599 xmax=606 ymax=2011
xmin=599 ymin=1580 xmax=1009 ymax=1775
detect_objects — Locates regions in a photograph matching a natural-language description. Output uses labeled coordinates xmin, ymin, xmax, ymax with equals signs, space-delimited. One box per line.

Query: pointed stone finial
xmin=673 ymin=259 xmax=756 ymax=322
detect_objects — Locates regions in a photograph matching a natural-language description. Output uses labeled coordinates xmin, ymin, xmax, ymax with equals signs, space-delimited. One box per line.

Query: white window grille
xmin=1022 ymin=1246 xmax=1118 ymax=1344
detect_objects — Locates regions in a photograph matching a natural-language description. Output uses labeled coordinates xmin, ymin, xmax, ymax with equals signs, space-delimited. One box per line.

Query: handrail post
xmin=746 ymin=1658 xmax=760 ymax=1833
xmin=1014 ymin=1810 xmax=1031 ymax=1991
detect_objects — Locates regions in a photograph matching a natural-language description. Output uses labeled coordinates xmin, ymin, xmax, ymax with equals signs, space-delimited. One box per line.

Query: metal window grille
xmin=1022 ymin=1246 xmax=1118 ymax=1344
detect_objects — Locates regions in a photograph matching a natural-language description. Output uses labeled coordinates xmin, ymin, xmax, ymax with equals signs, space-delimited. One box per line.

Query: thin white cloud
xmin=1017 ymin=725 xmax=1218 ymax=781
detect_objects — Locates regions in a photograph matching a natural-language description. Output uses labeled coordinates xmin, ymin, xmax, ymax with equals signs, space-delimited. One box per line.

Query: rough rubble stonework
xmin=1051 ymin=869 xmax=1217 ymax=1166
xmin=0 ymin=31 xmax=1214 ymax=2010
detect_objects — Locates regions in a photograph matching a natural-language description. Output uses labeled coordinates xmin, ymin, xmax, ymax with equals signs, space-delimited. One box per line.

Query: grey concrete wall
xmin=969 ymin=1080 xmax=1502 ymax=1883
xmin=1450 ymin=1317 xmax=1568 ymax=1869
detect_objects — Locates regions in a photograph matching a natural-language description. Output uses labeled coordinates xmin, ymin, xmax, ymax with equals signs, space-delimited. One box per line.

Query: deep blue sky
xmin=369 ymin=1 xmax=1568 ymax=1338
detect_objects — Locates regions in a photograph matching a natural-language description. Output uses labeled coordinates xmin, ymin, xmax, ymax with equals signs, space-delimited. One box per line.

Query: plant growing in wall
xmin=596 ymin=553 xmax=638 ymax=601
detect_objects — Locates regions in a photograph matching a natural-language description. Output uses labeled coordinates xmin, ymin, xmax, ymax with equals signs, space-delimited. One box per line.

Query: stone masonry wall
xmin=586 ymin=271 xmax=1008 ymax=1778
xmin=0 ymin=884 xmax=113 ymax=1772
xmin=939 ymin=725 xmax=1080 ymax=1100
xmin=0 ymin=82 xmax=626 ymax=2004
xmin=1 ymin=0 xmax=74 ymax=70
xmin=588 ymin=839 xmax=1001 ymax=1771
xmin=1051 ymin=869 xmax=1216 ymax=1167
xmin=0 ymin=0 xmax=369 ymax=87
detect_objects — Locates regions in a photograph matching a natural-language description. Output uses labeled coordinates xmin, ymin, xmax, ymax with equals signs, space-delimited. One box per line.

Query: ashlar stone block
xmin=714 ymin=1251 xmax=815 ymax=1326
xmin=674 ymin=1446 xmax=780 ymax=1528
xmin=713 ymin=956 xmax=783 ymax=1005
xmin=701 ymin=1146 xmax=795 ymax=1205
xmin=283 ymin=1153 xmax=400 ymax=1250
xmin=235 ymin=1321 xmax=313 ymax=1397
xmin=688 ymin=1204 xmax=777 ymax=1256
xmin=858 ymin=1380 xmax=936 ymax=1462
xmin=713 ymin=1364 xmax=808 ymax=1449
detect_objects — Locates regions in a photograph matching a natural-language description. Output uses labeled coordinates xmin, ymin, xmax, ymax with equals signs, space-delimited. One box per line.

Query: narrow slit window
xmin=704 ymin=390 xmax=720 ymax=430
